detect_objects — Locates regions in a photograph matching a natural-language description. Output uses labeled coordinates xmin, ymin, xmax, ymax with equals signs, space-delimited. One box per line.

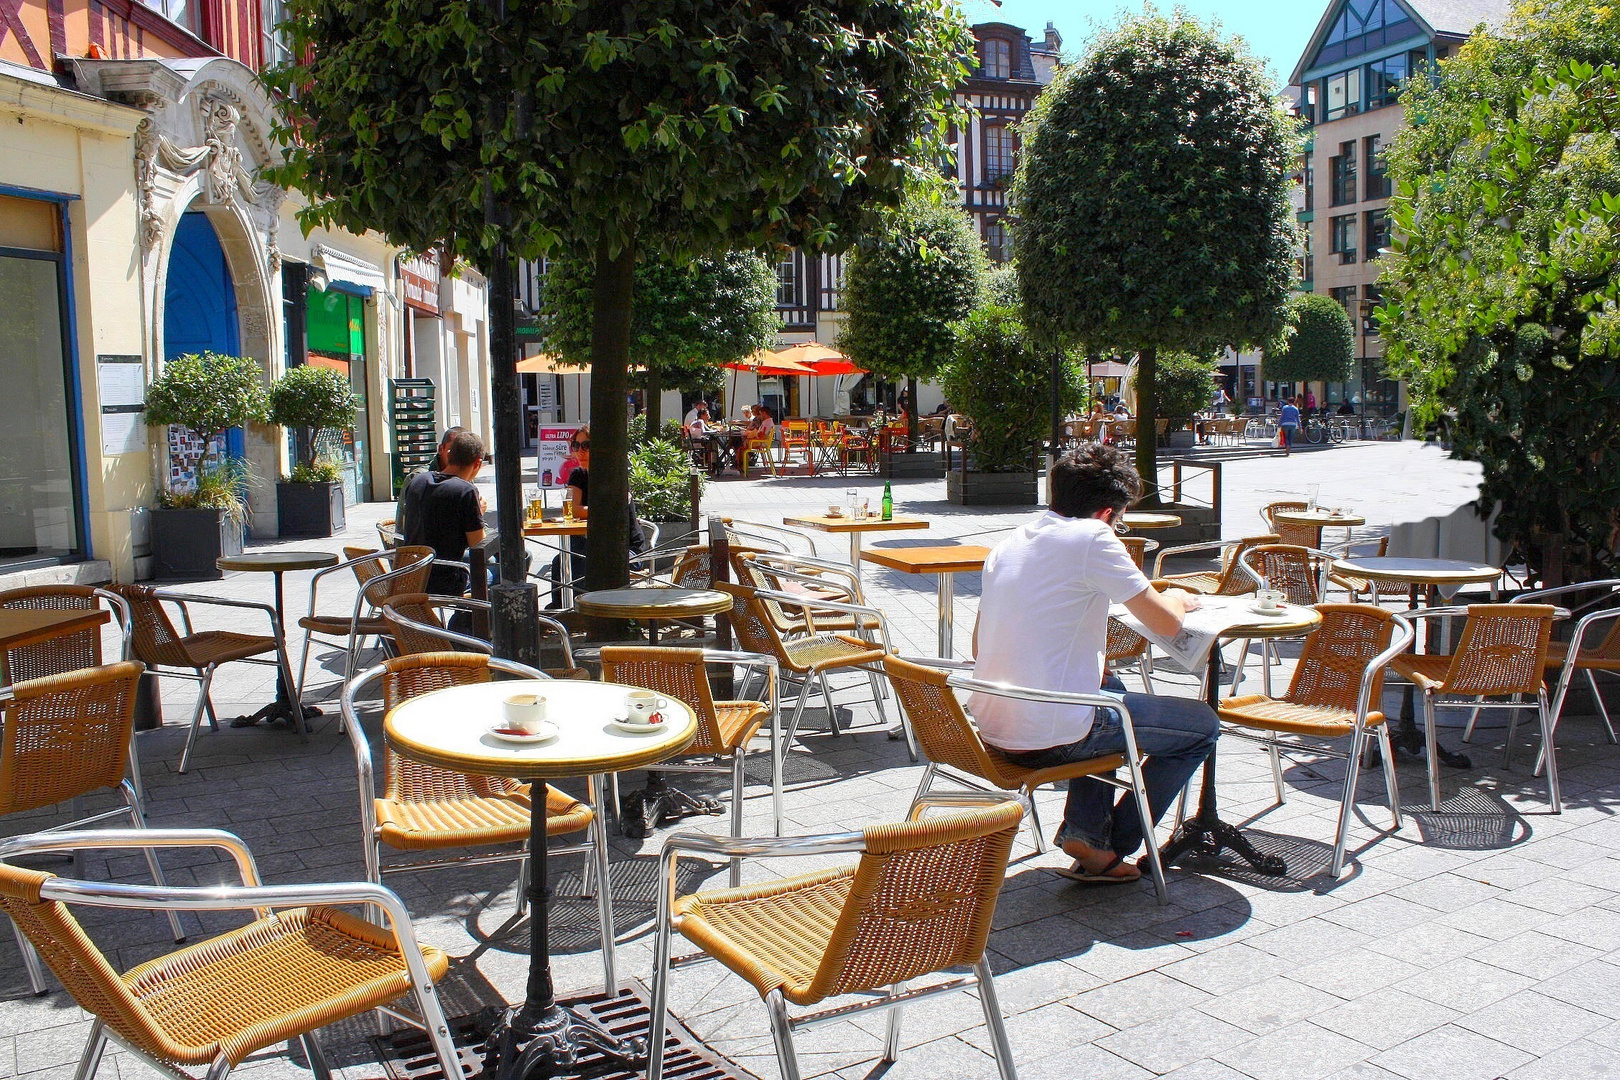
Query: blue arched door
xmin=163 ymin=212 xmax=244 ymax=471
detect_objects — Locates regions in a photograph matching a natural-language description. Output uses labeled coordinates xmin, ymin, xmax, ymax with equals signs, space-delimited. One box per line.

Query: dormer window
xmin=983 ymin=38 xmax=1011 ymax=79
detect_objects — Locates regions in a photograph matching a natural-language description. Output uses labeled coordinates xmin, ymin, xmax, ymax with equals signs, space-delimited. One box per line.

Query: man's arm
xmin=1123 ymin=584 xmax=1197 ymax=639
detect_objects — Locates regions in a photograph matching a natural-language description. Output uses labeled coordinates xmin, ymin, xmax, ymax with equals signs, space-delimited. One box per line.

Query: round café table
xmin=386 ymin=677 xmax=696 ymax=1078
xmin=1273 ymin=509 xmax=1366 ymax=548
xmin=1121 ymin=511 xmax=1182 ymax=532
xmin=1330 ymin=556 xmax=1503 ymax=767
xmin=216 ymin=550 xmax=339 ymax=728
xmin=1158 ymin=597 xmax=1322 ymax=876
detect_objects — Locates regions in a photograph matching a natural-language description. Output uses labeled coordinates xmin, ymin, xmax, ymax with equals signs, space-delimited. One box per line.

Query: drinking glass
xmin=1307 ymin=484 xmax=1320 ymax=512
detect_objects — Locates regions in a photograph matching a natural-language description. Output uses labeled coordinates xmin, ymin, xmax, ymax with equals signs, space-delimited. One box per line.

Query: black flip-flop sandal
xmin=1055 ymin=853 xmax=1142 ymax=885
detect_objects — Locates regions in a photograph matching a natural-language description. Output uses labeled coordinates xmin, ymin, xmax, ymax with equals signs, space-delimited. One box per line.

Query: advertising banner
xmin=537 ymin=425 xmax=580 ymax=489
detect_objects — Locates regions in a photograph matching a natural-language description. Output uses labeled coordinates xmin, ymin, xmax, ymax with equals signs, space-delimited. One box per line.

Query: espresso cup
xmin=1256 ymin=589 xmax=1285 ymax=612
xmin=502 ymin=692 xmax=547 ymax=733
xmin=624 ymin=690 xmax=664 ymax=726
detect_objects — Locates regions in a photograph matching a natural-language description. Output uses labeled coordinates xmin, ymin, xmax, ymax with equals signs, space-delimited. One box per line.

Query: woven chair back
xmin=1214 ymin=536 xmax=1281 ymax=596
xmin=805 ymin=802 xmax=1022 ymax=1002
xmin=0 ymin=586 xmax=107 ymax=684
xmin=669 ymin=547 xmax=712 ymax=589
xmin=1444 ymin=605 xmax=1558 ymax=696
xmin=1119 ymin=537 xmax=1149 ymax=571
xmin=600 ymin=647 xmax=722 ymax=755
xmin=0 ymin=863 xmax=177 ymax=1063
xmin=0 ymin=662 xmax=141 ymax=815
xmin=379 ymin=595 xmax=465 ymax=656
xmin=378 ymin=653 xmax=520 ymax=803
xmin=1285 ymin=605 xmax=1397 ymax=712
xmin=722 ymin=560 xmax=807 ymax=637
xmin=1262 ymin=500 xmax=1318 ymax=548
xmin=1250 ymin=545 xmax=1322 ymax=606
xmin=355 ymin=546 xmax=436 ymax=609
xmin=712 ymin=582 xmax=797 ymax=671
xmin=1106 ymin=616 xmax=1149 ymax=662
xmin=108 ymin=585 xmax=193 ymax=669
xmin=881 ymin=656 xmax=1022 ymax=788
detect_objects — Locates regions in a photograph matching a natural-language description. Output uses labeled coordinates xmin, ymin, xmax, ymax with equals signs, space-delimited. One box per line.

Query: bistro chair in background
xmin=292 ymin=546 xmax=435 ymax=712
xmin=1327 ymin=536 xmax=1392 ymax=601
xmin=1260 ymin=500 xmax=1317 ymax=548
xmin=1152 ymin=535 xmax=1278 ymax=597
xmin=1511 ymin=580 xmax=1620 ymax=766
xmin=379 ymin=593 xmax=589 ymax=679
xmin=0 ymin=827 xmax=462 ymax=1080
xmin=647 ymin=800 xmax=1025 ymax=1080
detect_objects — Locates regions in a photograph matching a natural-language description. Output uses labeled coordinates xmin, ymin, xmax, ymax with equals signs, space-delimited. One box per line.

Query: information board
xmin=536 ymin=425 xmax=580 ymax=489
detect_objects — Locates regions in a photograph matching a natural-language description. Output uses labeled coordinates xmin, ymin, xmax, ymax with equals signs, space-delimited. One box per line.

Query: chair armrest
xmin=754 ymin=589 xmax=891 ymax=644
xmin=661 ymin=829 xmax=865 ymax=861
xmin=0 ymin=828 xmax=262 ymax=886
xmin=1152 ymin=539 xmax=1228 ymax=577
xmin=1559 ymin=607 xmax=1620 ymax=663
xmin=1512 ymin=580 xmax=1620 ymax=603
xmin=894 ymin=655 xmax=975 ymax=671
xmin=1355 ymin=615 xmax=1416 ymax=721
xmin=909 ymin=793 xmax=1024 ymax=820
xmin=943 ymin=674 xmax=1125 ymax=712
xmin=150 ymin=591 xmax=281 ymax=633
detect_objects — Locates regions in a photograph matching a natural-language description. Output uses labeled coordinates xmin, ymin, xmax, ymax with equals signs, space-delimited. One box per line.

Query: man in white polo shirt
xmin=973 ymin=444 xmax=1219 ymax=885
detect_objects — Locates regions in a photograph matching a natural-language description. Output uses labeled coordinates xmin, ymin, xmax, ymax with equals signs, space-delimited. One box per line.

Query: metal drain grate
xmin=373 ymin=981 xmax=760 ymax=1080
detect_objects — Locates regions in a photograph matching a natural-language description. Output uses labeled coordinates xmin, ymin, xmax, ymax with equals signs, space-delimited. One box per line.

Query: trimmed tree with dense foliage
xmin=1013 ymin=9 xmax=1297 ymax=500
xmin=1155 ymin=352 xmax=1219 ymax=430
xmin=268 ymin=364 xmax=359 ymax=475
xmin=1380 ymin=0 xmax=1620 ymax=583
xmin=537 ymin=252 xmax=778 ymax=438
xmin=269 ymin=0 xmax=973 ymax=594
xmin=838 ymin=191 xmax=986 ymax=444
xmin=1264 ymin=293 xmax=1355 ymax=385
xmin=144 ymin=351 xmax=270 ymax=482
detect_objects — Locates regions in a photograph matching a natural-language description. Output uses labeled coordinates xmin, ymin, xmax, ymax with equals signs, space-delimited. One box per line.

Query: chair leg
xmin=204 ymin=1054 xmax=232 ymax=1080
xmin=72 ymin=1021 xmax=107 ymax=1080
xmin=299 ymin=1032 xmax=333 ymax=1080
xmin=1503 ymin=694 xmax=1525 ymax=769
xmin=1228 ymin=639 xmax=1252 ymax=696
xmin=1589 ymin=669 xmax=1618 ymax=743
xmin=408 ymin=967 xmax=463 ymax=1080
xmin=1123 ymin=764 xmax=1169 ymax=906
xmin=818 ymin=671 xmax=842 ymax=737
xmin=12 ymin=917 xmax=45 ymax=995
xmin=122 ymin=780 xmax=186 ymax=944
xmin=648 ymin=871 xmax=677 ymax=1080
xmin=1331 ymin=728 xmax=1367 ymax=879
xmin=292 ymin=627 xmax=315 ymax=720
xmin=1137 ymin=656 xmax=1155 ymax=695
xmin=1376 ymin=724 xmax=1403 ymax=830
xmin=273 ymin=641 xmax=306 ymax=738
xmin=1259 ymin=640 xmax=1273 ymax=698
xmin=126 ymin=740 xmax=147 ymax=808
xmin=1539 ymin=689 xmax=1562 ymax=814
xmin=1461 ymin=695 xmax=1485 ymax=743
xmin=179 ymin=665 xmax=216 ymax=774
xmin=765 ymin=989 xmax=802 ymax=1080
xmin=1024 ymin=788 xmax=1048 ymax=854
xmin=907 ymin=763 xmax=937 ymax=817
xmin=729 ymin=750 xmax=746 ymax=888
xmin=1267 ymin=735 xmax=1285 ymax=805
xmin=1421 ymin=692 xmax=1443 ymax=811
xmin=1172 ymin=779 xmax=1192 ymax=833
xmin=783 ymin=677 xmax=816 ymax=748
xmin=974 ymin=957 xmax=1018 ymax=1080
xmin=588 ymin=774 xmax=618 ymax=991
xmin=882 ymin=983 xmax=905 ymax=1062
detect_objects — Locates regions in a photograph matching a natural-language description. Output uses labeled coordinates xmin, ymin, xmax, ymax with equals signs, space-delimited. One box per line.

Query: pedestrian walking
xmin=1279 ymin=395 xmax=1301 ymax=456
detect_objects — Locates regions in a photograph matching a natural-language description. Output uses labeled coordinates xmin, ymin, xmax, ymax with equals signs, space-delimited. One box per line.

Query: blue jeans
xmin=1002 ymin=675 xmax=1218 ymax=858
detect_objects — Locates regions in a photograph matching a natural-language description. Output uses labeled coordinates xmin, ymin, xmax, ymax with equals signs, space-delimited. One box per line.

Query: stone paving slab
xmin=2 ymin=443 xmax=1615 ymax=1080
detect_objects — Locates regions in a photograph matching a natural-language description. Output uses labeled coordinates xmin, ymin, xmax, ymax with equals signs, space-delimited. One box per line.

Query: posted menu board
xmin=536 ymin=426 xmax=580 ymax=489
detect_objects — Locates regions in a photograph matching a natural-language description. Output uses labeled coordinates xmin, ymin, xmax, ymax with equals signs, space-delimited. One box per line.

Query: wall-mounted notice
xmin=97 ymin=355 xmax=146 ymax=456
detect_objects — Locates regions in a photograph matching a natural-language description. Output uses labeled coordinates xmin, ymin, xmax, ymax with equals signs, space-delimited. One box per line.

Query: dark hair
xmin=444 ymin=429 xmax=484 ymax=468
xmin=571 ymin=424 xmax=591 ymax=449
xmin=438 ymin=425 xmax=466 ymax=448
xmin=1050 ymin=444 xmax=1142 ymax=519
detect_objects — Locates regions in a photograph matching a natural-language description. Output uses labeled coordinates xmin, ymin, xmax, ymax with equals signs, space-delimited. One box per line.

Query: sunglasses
xmin=572 ymin=442 xmax=590 ymax=450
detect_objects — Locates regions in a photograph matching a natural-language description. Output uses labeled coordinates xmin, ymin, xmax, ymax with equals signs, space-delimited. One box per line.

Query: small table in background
xmin=1121 ymin=512 xmax=1182 ymax=532
xmin=860 ymin=544 xmax=990 ymax=658
xmin=385 ymin=677 xmax=696 ymax=1077
xmin=216 ymin=550 xmax=339 ymax=727
xmin=1273 ymin=509 xmax=1366 ymax=548
xmin=783 ymin=512 xmax=930 ymax=571
xmin=524 ymin=517 xmax=590 ymax=608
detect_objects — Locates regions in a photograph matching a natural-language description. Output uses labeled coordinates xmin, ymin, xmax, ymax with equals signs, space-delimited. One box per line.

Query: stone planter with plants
xmin=630 ymin=420 xmax=704 ymax=556
xmin=1156 ymin=351 xmax=1219 ymax=449
xmin=940 ymin=305 xmax=1084 ymax=506
xmin=268 ymin=364 xmax=360 ymax=537
xmin=143 ymin=351 xmax=270 ymax=579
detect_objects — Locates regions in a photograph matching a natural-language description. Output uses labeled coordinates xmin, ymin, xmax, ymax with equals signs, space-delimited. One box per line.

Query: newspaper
xmin=1110 ymin=594 xmax=1304 ymax=671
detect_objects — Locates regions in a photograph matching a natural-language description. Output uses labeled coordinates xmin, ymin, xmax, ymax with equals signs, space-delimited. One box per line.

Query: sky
xmin=960 ymin=0 xmax=1327 ymax=85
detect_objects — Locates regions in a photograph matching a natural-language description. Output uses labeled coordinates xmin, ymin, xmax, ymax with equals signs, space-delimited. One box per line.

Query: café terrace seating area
xmin=0 ymin=473 xmax=1617 ymax=1080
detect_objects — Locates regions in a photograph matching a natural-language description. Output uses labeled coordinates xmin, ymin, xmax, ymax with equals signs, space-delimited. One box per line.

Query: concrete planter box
xmin=1164 ymin=430 xmax=1196 ymax=449
xmin=883 ymin=450 xmax=945 ymax=480
xmin=948 ymin=470 xmax=1038 ymax=506
xmin=1141 ymin=502 xmax=1220 ymax=548
xmin=277 ymin=481 xmax=346 ymax=538
xmin=149 ymin=507 xmax=243 ymax=580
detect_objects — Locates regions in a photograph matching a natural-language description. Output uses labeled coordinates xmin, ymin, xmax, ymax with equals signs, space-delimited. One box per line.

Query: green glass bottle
xmin=881 ymin=480 xmax=893 ymax=521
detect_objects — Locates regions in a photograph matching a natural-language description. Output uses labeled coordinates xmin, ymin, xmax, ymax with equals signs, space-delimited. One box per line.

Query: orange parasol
xmin=771 ymin=341 xmax=866 ymax=376
xmin=724 ymin=349 xmax=817 ymax=376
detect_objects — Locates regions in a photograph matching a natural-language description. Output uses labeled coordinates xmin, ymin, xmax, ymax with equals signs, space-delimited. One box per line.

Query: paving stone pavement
xmin=5 ymin=441 xmax=1618 ymax=1080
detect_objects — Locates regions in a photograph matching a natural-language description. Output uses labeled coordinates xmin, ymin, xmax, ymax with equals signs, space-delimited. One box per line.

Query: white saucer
xmin=1248 ymin=603 xmax=1288 ymax=617
xmin=485 ymin=721 xmax=558 ymax=745
xmin=607 ymin=718 xmax=667 ymax=736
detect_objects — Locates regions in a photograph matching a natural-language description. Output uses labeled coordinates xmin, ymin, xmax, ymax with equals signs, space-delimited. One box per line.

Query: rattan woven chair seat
xmin=121 ymin=904 xmax=449 ymax=1066
xmin=177 ymin=631 xmax=278 ymax=668
xmin=548 ymin=666 xmax=593 ymax=681
xmin=1544 ymin=640 xmax=1620 ymax=671
xmin=1388 ymin=654 xmax=1453 ymax=691
xmin=986 ymin=750 xmax=1129 ymax=792
xmin=376 ymin=785 xmax=592 ymax=851
xmin=673 ymin=867 xmax=854 ymax=1005
xmin=298 ymin=614 xmax=392 ymax=637
xmin=781 ymin=633 xmax=888 ymax=673
xmin=1219 ymin=694 xmax=1385 ymax=737
xmin=1159 ymin=571 xmax=1224 ymax=595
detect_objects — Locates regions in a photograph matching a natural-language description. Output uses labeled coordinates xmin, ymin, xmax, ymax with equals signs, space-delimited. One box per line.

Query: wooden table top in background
xmin=783 ymin=513 xmax=930 ymax=535
xmin=1273 ymin=510 xmax=1367 ymax=528
xmin=1121 ymin=512 xmax=1183 ymax=530
xmin=523 ymin=518 xmax=590 ymax=538
xmin=0 ymin=608 xmax=110 ymax=652
xmin=861 ymin=545 xmax=991 ymax=575
xmin=216 ymin=551 xmax=340 ymax=573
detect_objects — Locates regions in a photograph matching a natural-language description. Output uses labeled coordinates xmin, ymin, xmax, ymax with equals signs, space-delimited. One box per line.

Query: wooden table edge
xmin=860 ymin=547 xmax=991 ymax=574
xmin=783 ymin=515 xmax=931 ymax=533
xmin=0 ymin=608 xmax=111 ymax=651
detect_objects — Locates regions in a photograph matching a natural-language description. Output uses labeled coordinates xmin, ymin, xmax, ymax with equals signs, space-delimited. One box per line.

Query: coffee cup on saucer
xmin=1255 ymin=589 xmax=1285 ymax=613
xmin=624 ymin=690 xmax=666 ymax=726
xmin=502 ymin=692 xmax=547 ymax=733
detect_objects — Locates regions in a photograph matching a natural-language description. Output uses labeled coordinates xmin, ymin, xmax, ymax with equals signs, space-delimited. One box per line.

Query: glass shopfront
xmin=304 ymin=286 xmax=372 ymax=504
xmin=0 ymin=194 xmax=83 ymax=570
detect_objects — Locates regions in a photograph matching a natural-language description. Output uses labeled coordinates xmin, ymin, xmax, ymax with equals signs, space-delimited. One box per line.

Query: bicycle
xmin=1300 ymin=416 xmax=1327 ymax=444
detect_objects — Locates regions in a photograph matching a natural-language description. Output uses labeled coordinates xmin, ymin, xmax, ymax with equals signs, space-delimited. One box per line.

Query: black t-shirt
xmin=404 ymin=471 xmax=483 ymax=593
xmin=567 ymin=467 xmax=646 ymax=552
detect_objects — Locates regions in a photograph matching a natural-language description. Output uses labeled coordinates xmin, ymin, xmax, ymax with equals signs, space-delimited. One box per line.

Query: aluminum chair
xmin=1260 ymin=500 xmax=1316 ymax=548
xmin=648 ymin=800 xmax=1024 ymax=1080
xmin=1510 ymin=580 xmax=1620 ymax=767
xmin=292 ymin=546 xmax=435 ymax=711
xmin=1327 ymin=536 xmax=1392 ymax=600
xmin=0 ymin=827 xmax=460 ymax=1080
xmin=1230 ymin=544 xmax=1338 ymax=697
xmin=1151 ymin=535 xmax=1278 ymax=596
xmin=378 ymin=593 xmax=588 ymax=679
xmin=881 ymin=654 xmax=1168 ymax=902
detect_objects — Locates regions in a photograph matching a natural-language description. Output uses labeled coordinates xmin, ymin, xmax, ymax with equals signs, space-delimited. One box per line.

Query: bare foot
xmin=1060 ymin=837 xmax=1141 ymax=881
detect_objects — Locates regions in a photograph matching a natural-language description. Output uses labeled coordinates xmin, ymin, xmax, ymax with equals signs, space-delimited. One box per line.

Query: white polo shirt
xmin=970 ymin=512 xmax=1151 ymax=751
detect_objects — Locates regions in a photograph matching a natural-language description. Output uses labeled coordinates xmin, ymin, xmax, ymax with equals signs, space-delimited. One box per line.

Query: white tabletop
xmin=385 ymin=678 xmax=697 ymax=779
xmin=1329 ymin=557 xmax=1501 ymax=586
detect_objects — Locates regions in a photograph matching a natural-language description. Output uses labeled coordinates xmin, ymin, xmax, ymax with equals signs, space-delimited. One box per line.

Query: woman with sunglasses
xmin=549 ymin=426 xmax=646 ymax=607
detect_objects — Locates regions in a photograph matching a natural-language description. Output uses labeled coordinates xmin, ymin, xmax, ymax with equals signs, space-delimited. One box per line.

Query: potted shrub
xmin=629 ymin=416 xmax=704 ymax=550
xmin=1156 ymin=352 xmax=1219 ymax=449
xmin=268 ymin=364 xmax=359 ymax=536
xmin=143 ymin=352 xmax=269 ymax=579
xmin=940 ymin=305 xmax=1084 ymax=505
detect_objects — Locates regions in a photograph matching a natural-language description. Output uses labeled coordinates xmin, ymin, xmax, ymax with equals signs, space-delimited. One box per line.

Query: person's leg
xmin=1004 ymin=707 xmax=1127 ymax=865
xmin=1105 ymin=692 xmax=1220 ymax=857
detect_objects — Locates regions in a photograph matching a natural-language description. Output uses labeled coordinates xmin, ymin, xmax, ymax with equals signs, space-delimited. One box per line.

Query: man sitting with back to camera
xmin=972 ymin=444 xmax=1220 ymax=884
xmin=403 ymin=429 xmax=487 ymax=598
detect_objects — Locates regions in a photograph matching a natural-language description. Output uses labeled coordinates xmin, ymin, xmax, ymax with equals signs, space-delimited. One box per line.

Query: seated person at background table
xmin=683 ymin=402 xmax=705 ymax=429
xmin=971 ymin=444 xmax=1219 ymax=885
xmin=1337 ymin=400 xmax=1356 ymax=416
xmin=747 ymin=403 xmax=776 ymax=442
xmin=394 ymin=425 xmax=465 ymax=542
xmin=403 ymin=429 xmax=486 ymax=597
xmin=549 ymin=425 xmax=647 ymax=607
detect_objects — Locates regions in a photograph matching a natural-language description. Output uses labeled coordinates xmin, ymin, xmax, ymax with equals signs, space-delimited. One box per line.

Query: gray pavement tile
xmin=958 ymin=1001 xmax=1112 ymax=1060
xmin=1538 ymin=908 xmax=1620 ymax=954
xmin=1070 ymin=971 xmax=1216 ymax=1030
xmin=1319 ymin=894 xmax=1440 ymax=936
xmin=1285 ymin=948 xmax=1426 ymax=1000
xmin=1470 ymin=929 xmax=1605 ymax=981
xmin=1392 ymin=957 xmax=1540 ymax=1012
xmin=1245 ymin=918 xmax=1374 ymax=963
xmin=1158 ymin=943 xmax=1295 ymax=996
xmin=1317 ymin=1064 xmax=1410 ymax=1080
xmin=1365 ymin=922 xmax=1495 ymax=969
xmin=1003 ymin=1045 xmax=1153 ymax=1080
xmin=1064 ymin=931 xmax=1196 ymax=984
xmin=1386 ymin=871 xmax=1503 ymax=912
xmin=1306 ymin=989 xmax=1460 ymax=1051
xmin=1494 ymin=875 xmax=1614 ymax=916
xmin=1434 ymin=897 xmax=1557 ymax=942
xmin=1157 ymin=1062 xmax=1257 ymax=1080
xmin=1505 ymin=1038 xmax=1620 ymax=1080
xmin=1194 ymin=975 xmax=1343 ymax=1036
xmin=1213 ymin=1021 xmax=1373 ymax=1080
xmin=831 ymin=1034 xmax=996 ymax=1080
xmin=1371 ymin=1024 xmax=1532 ymax=1080
xmin=1455 ymin=989 xmax=1607 ymax=1056
xmin=1096 ymin=1009 xmax=1254 ymax=1075
xmin=1536 ymin=960 xmax=1620 ymax=1020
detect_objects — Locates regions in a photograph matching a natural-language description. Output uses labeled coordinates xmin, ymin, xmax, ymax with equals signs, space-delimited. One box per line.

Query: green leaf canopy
xmin=144 ymin=352 xmax=270 ymax=443
xmin=941 ymin=305 xmax=1084 ymax=472
xmin=1264 ymin=293 xmax=1355 ymax=384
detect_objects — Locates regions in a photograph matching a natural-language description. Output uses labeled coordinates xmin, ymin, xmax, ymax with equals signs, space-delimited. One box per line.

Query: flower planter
xmin=883 ymin=450 xmax=945 ymax=479
xmin=947 ymin=469 xmax=1038 ymax=506
xmin=277 ymin=480 xmax=346 ymax=538
xmin=149 ymin=507 xmax=243 ymax=581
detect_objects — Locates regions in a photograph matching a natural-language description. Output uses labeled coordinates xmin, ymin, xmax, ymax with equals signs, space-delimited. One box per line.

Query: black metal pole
xmin=487 ymin=234 xmax=541 ymax=667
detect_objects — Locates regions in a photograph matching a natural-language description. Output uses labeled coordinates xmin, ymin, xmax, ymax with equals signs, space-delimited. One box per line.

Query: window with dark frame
xmin=1303 ymin=154 xmax=1314 ymax=212
xmin=1330 ymin=213 xmax=1357 ymax=264
xmin=1364 ymin=208 xmax=1391 ymax=259
xmin=985 ymin=220 xmax=1012 ymax=264
xmin=1330 ymin=141 xmax=1357 ymax=206
xmin=1325 ymin=69 xmax=1361 ymax=121
xmin=984 ymin=125 xmax=1015 ymax=184
xmin=1366 ymin=54 xmax=1407 ymax=109
xmin=1330 ymin=285 xmax=1358 ymax=321
xmin=775 ymin=258 xmax=800 ymax=308
xmin=982 ymin=38 xmax=1011 ymax=79
xmin=1364 ymin=134 xmax=1390 ymax=200
xmin=142 ymin=0 xmax=195 ymax=31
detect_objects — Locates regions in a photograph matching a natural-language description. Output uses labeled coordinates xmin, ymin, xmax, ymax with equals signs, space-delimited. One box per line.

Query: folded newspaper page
xmin=1110 ymin=594 xmax=1307 ymax=671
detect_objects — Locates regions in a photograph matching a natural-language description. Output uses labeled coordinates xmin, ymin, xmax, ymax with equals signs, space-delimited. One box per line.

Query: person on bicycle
xmin=1279 ymin=395 xmax=1301 ymax=456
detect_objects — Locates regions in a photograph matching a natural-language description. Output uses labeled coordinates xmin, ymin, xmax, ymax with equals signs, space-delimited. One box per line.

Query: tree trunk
xmin=906 ymin=375 xmax=919 ymax=451
xmin=643 ymin=368 xmax=663 ymax=442
xmin=1135 ymin=346 xmax=1160 ymax=508
xmin=585 ymin=233 xmax=637 ymax=595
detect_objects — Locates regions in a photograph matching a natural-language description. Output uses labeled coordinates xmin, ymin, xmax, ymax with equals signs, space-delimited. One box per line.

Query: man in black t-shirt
xmin=404 ymin=430 xmax=486 ymax=595
xmin=394 ymin=426 xmax=465 ymax=542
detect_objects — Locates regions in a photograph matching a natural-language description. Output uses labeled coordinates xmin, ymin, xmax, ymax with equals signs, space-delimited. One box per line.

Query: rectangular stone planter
xmin=149 ymin=507 xmax=243 ymax=580
xmin=947 ymin=470 xmax=1038 ymax=506
xmin=277 ymin=481 xmax=346 ymax=538
xmin=1141 ymin=502 xmax=1221 ymax=548
xmin=883 ymin=450 xmax=945 ymax=480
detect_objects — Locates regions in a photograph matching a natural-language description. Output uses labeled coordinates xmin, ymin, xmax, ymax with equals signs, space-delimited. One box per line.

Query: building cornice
xmin=0 ymin=66 xmax=146 ymax=137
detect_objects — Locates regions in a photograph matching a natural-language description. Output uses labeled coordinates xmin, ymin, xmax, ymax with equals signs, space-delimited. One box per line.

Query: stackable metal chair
xmin=1151 ymin=535 xmax=1278 ymax=596
xmin=340 ymin=652 xmax=616 ymax=988
xmin=1214 ymin=605 xmax=1413 ymax=877
xmin=599 ymin=646 xmax=781 ymax=869
xmin=880 ymin=654 xmax=1168 ymax=903
xmin=378 ymin=593 xmax=589 ymax=679
xmin=0 ymin=827 xmax=461 ymax=1080
xmin=1388 ymin=604 xmax=1562 ymax=812
xmin=648 ymin=801 xmax=1024 ymax=1080
xmin=1511 ymin=580 xmax=1620 ymax=766
xmin=1260 ymin=500 xmax=1316 ymax=547
xmin=109 ymin=584 xmax=299 ymax=773
xmin=292 ymin=546 xmax=435 ymax=710
xmin=0 ymin=662 xmax=185 ymax=995
xmin=1230 ymin=544 xmax=1337 ymax=697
